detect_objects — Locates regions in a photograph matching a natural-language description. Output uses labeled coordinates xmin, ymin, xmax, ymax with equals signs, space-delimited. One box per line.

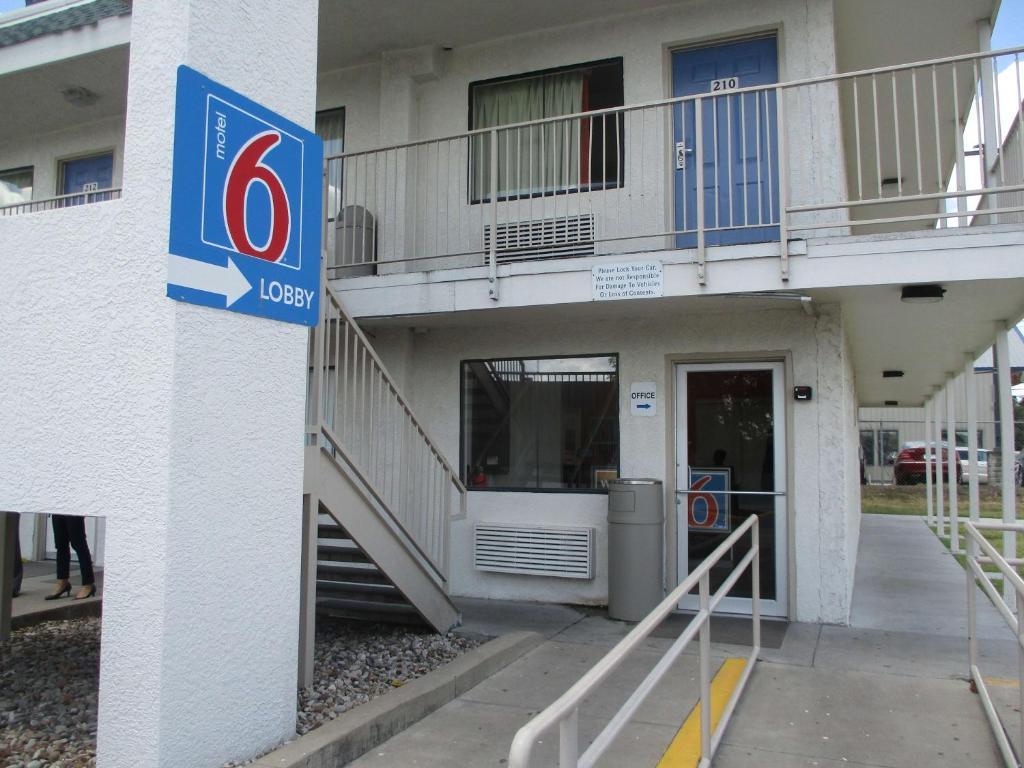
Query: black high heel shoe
xmin=74 ymin=585 xmax=96 ymax=600
xmin=45 ymin=581 xmax=71 ymax=600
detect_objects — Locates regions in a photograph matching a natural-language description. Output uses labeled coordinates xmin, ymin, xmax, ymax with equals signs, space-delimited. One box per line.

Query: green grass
xmin=862 ymin=483 xmax=1024 ymax=572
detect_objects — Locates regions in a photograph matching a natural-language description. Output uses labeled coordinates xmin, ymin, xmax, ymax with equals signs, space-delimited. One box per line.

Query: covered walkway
xmin=348 ymin=514 xmax=1013 ymax=767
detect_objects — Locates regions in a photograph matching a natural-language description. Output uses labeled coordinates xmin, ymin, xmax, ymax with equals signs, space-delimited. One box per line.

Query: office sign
xmin=167 ymin=65 xmax=322 ymax=325
xmin=630 ymin=381 xmax=658 ymax=416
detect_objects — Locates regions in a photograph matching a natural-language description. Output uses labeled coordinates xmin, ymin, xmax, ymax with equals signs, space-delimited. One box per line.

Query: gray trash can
xmin=334 ymin=204 xmax=376 ymax=276
xmin=607 ymin=478 xmax=664 ymax=622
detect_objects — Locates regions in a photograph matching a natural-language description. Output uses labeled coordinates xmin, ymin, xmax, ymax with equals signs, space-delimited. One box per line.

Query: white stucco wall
xmin=0 ymin=114 xmax=126 ymax=200
xmin=316 ymin=0 xmax=845 ymax=271
xmin=1 ymin=0 xmax=317 ymax=765
xmin=368 ymin=300 xmax=858 ymax=623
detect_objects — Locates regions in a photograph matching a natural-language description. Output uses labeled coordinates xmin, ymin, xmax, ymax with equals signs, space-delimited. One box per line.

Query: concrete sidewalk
xmin=12 ymin=561 xmax=103 ymax=628
xmin=347 ymin=514 xmax=1010 ymax=767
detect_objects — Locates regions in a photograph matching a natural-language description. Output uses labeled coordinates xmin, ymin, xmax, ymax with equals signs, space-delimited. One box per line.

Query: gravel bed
xmin=0 ymin=618 xmax=100 ymax=768
xmin=1 ymin=616 xmax=480 ymax=768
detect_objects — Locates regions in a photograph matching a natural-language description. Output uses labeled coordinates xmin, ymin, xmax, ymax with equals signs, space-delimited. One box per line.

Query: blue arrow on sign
xmin=636 ymin=403 xmax=652 ymax=410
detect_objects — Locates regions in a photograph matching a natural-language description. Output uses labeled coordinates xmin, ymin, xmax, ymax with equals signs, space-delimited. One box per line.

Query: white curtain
xmin=472 ymin=72 xmax=585 ymax=199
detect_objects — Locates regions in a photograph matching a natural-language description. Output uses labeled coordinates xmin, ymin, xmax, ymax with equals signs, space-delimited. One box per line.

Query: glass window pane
xmin=461 ymin=355 xmax=618 ymax=491
xmin=316 ymin=108 xmax=345 ymax=219
xmin=860 ymin=430 xmax=876 ymax=466
xmin=469 ymin=60 xmax=623 ymax=201
xmin=0 ymin=166 xmax=33 ymax=205
xmin=879 ymin=430 xmax=899 ymax=465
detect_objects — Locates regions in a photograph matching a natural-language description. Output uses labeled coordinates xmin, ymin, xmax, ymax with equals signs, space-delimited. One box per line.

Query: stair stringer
xmin=306 ymin=444 xmax=460 ymax=633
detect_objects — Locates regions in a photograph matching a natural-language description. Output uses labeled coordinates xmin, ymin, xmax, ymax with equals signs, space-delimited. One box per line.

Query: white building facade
xmin=2 ymin=0 xmax=1024 ymax=765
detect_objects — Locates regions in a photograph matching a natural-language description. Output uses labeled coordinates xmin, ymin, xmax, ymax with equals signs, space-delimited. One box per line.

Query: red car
xmin=894 ymin=442 xmax=962 ymax=485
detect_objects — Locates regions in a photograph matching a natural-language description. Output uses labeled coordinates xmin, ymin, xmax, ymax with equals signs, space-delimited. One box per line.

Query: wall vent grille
xmin=483 ymin=214 xmax=596 ymax=263
xmin=474 ymin=523 xmax=595 ymax=579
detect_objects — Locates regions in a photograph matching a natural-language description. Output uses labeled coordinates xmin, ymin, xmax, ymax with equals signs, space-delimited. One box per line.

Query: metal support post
xmin=488 ymin=128 xmax=499 ymax=301
xmin=965 ymin=356 xmax=981 ymax=524
xmin=967 ymin=528 xmax=977 ymax=680
xmin=996 ymin=326 xmax=1016 ymax=604
xmin=934 ymin=387 xmax=945 ymax=537
xmin=947 ymin=376 xmax=960 ymax=553
xmin=776 ymin=86 xmax=790 ymax=281
xmin=1018 ymin=590 xmax=1024 ymax=753
xmin=298 ymin=492 xmax=319 ymax=689
xmin=695 ymin=98 xmax=706 ymax=286
xmin=699 ymin=571 xmax=711 ymax=761
xmin=0 ymin=512 xmax=15 ymax=643
xmin=925 ymin=398 xmax=934 ymax=526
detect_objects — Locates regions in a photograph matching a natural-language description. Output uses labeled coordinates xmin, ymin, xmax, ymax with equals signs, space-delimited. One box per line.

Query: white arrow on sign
xmin=167 ymin=254 xmax=253 ymax=307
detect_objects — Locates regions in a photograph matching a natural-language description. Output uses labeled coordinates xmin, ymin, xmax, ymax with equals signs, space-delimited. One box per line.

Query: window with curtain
xmin=469 ymin=59 xmax=624 ymax=202
xmin=0 ymin=166 xmax=33 ymax=206
xmin=461 ymin=355 xmax=619 ymax=491
xmin=316 ymin=107 xmax=345 ymax=220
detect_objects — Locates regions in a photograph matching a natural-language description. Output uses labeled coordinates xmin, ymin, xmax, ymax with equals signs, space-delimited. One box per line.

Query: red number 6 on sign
xmin=224 ymin=131 xmax=291 ymax=263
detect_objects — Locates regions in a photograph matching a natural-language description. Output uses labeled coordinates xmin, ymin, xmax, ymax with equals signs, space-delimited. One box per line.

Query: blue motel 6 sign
xmin=167 ymin=65 xmax=322 ymax=326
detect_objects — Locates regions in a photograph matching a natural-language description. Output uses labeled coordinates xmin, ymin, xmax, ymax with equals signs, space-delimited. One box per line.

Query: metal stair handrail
xmin=508 ymin=514 xmax=761 ymax=768
xmin=307 ymin=282 xmax=467 ymax=580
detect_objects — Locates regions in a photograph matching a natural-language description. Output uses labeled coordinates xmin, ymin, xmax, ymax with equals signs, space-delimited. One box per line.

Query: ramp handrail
xmin=307 ymin=282 xmax=467 ymax=580
xmin=965 ymin=520 xmax=1024 ymax=768
xmin=508 ymin=514 xmax=761 ymax=768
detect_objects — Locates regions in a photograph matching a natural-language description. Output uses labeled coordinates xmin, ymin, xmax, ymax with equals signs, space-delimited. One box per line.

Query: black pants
xmin=52 ymin=515 xmax=94 ymax=585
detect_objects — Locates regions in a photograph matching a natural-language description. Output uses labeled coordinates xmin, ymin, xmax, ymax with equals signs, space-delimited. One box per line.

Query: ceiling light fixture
xmin=882 ymin=370 xmax=905 ymax=378
xmin=900 ymin=284 xmax=945 ymax=303
xmin=61 ymin=86 xmax=99 ymax=107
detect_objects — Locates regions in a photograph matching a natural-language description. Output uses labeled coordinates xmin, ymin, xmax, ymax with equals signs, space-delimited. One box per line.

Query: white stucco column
xmin=965 ymin=356 xmax=981 ymax=524
xmin=995 ymin=326 xmax=1016 ymax=603
xmin=924 ymin=397 xmax=934 ymax=525
xmin=934 ymin=386 xmax=945 ymax=536
xmin=946 ymin=374 xmax=960 ymax=552
xmin=94 ymin=2 xmax=317 ymax=767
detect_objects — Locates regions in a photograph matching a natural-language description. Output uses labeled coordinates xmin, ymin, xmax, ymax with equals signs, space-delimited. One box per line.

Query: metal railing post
xmin=752 ymin=518 xmax=761 ymax=651
xmin=967 ymin=528 xmax=977 ymax=680
xmin=488 ymin=127 xmax=500 ymax=301
xmin=559 ymin=708 xmax=579 ymax=767
xmin=695 ymin=96 xmax=706 ymax=285
xmin=699 ymin=571 xmax=712 ymax=761
xmin=775 ymin=85 xmax=789 ymax=281
xmin=1017 ymin=590 xmax=1024 ymax=755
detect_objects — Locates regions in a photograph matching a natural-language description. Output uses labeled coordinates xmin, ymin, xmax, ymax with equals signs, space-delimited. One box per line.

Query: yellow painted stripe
xmin=656 ymin=657 xmax=747 ymax=768
xmin=984 ymin=676 xmax=1020 ymax=689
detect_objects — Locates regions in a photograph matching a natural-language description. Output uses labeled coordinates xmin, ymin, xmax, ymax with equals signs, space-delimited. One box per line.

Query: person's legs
xmin=65 ymin=517 xmax=95 ymax=587
xmin=47 ymin=515 xmax=72 ymax=599
xmin=52 ymin=515 xmax=71 ymax=581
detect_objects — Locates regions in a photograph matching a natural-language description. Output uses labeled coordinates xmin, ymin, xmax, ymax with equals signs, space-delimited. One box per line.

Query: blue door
xmin=61 ymin=152 xmax=114 ymax=203
xmin=672 ymin=37 xmax=779 ymax=248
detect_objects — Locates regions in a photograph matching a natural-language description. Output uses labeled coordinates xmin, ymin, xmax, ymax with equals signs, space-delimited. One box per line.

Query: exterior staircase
xmin=302 ymin=282 xmax=465 ymax=655
xmin=316 ymin=513 xmax=421 ymax=624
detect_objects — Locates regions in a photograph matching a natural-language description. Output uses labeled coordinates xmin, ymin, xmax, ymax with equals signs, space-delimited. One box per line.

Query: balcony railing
xmin=324 ymin=46 xmax=1024 ymax=289
xmin=0 ymin=188 xmax=122 ymax=216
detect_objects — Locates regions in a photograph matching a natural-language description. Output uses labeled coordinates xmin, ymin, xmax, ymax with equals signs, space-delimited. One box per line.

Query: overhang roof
xmin=0 ymin=0 xmax=130 ymax=50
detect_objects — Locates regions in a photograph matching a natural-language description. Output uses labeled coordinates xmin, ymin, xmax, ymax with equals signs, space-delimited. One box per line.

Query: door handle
xmin=674 ymin=141 xmax=693 ymax=170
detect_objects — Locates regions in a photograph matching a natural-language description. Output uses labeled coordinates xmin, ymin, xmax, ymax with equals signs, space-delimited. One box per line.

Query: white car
xmin=955 ymin=447 xmax=989 ymax=484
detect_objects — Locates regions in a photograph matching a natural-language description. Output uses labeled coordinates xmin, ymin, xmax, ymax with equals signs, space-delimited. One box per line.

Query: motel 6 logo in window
xmin=168 ymin=65 xmax=322 ymax=325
